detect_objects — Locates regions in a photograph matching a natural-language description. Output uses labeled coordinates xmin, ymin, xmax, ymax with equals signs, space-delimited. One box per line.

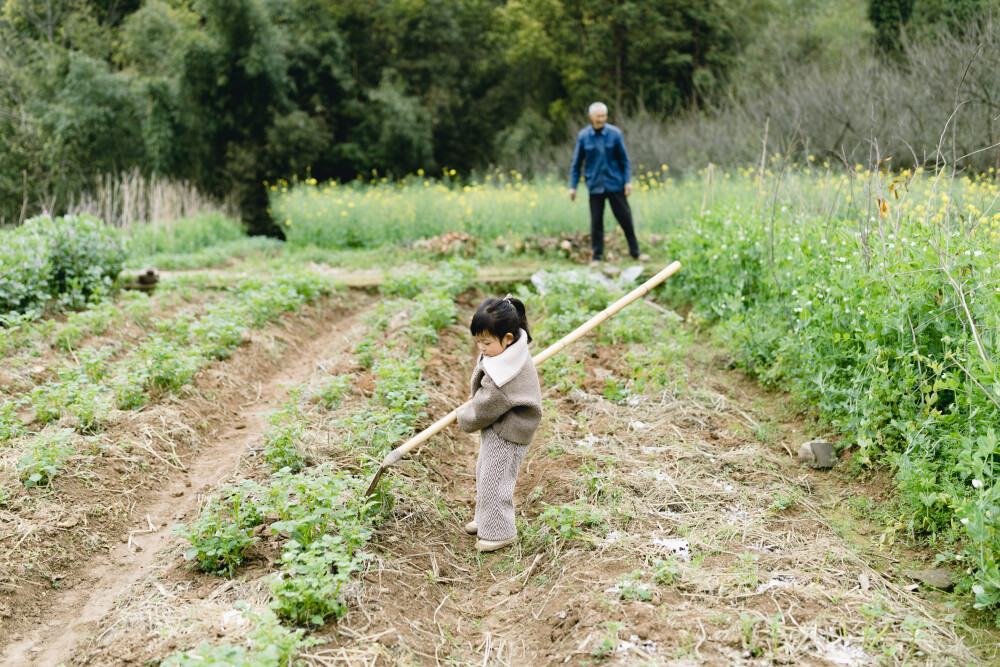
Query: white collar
xmin=481 ymin=330 xmax=530 ymax=388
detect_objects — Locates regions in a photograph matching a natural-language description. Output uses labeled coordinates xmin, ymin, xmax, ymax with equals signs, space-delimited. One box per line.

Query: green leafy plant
xmin=602 ymin=377 xmax=630 ymax=404
xmin=738 ymin=613 xmax=764 ymax=658
xmin=653 ymin=557 xmax=681 ymax=585
xmin=734 ymin=551 xmax=761 ymax=588
xmin=0 ymin=402 xmax=25 ymax=444
xmin=539 ymin=501 xmax=602 ymax=540
xmin=18 ymin=428 xmax=74 ymax=487
xmin=137 ymin=335 xmax=203 ymax=391
xmin=268 ymin=535 xmax=359 ymax=626
xmin=29 ymin=378 xmax=110 ymax=431
xmin=768 ymin=491 xmax=797 ymax=513
xmin=591 ymin=621 xmax=623 ymax=661
xmin=264 ymin=421 xmax=306 ymax=473
xmin=578 ymin=458 xmax=622 ymax=504
xmin=161 ymin=642 xmax=251 ymax=666
xmin=266 ymin=467 xmax=372 ymax=550
xmin=314 ymin=374 xmax=351 ymax=409
xmin=372 ymin=357 xmax=427 ymax=414
xmin=262 ymin=391 xmax=307 ymax=473
xmin=174 ymin=483 xmax=265 ymax=576
xmin=539 ymin=354 xmax=586 ymax=394
xmin=615 ymin=569 xmax=652 ymax=601
xmin=162 ymin=604 xmax=313 ymax=667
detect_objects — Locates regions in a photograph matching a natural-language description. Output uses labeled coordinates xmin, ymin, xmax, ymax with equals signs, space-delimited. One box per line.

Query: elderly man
xmin=569 ymin=102 xmax=649 ymax=265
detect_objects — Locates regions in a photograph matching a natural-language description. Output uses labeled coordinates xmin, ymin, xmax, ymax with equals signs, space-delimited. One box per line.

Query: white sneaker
xmin=636 ymin=253 xmax=650 ymax=262
xmin=475 ymin=536 xmax=517 ymax=552
xmin=464 ymin=521 xmax=478 ymax=535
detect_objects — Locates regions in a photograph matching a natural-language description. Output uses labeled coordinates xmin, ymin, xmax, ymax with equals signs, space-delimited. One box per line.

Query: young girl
xmin=457 ymin=294 xmax=542 ymax=552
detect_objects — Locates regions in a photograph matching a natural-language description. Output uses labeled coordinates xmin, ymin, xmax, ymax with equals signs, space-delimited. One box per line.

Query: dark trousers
xmin=589 ymin=191 xmax=640 ymax=260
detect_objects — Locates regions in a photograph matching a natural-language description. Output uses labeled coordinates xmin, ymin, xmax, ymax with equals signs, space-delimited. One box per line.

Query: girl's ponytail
xmin=508 ymin=297 xmax=531 ymax=343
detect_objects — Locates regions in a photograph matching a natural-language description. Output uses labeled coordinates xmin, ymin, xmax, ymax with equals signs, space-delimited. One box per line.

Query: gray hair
xmin=588 ymin=102 xmax=608 ymax=115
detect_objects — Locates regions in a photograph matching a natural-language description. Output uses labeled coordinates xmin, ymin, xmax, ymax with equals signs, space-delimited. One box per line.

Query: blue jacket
xmin=569 ymin=123 xmax=631 ymax=194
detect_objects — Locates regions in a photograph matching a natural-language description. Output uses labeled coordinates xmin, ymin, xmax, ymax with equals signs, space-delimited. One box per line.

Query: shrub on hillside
xmin=0 ymin=214 xmax=128 ymax=316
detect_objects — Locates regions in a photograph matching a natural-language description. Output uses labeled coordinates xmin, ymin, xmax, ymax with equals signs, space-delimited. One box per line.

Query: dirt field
xmin=0 ymin=268 xmax=993 ymax=666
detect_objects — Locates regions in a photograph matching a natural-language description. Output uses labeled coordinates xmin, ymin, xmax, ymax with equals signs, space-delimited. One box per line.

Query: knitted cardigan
xmin=456 ymin=330 xmax=542 ymax=446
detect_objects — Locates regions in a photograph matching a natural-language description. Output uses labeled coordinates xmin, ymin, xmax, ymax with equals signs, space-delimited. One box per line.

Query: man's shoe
xmin=635 ymin=253 xmax=651 ymax=262
xmin=588 ymin=259 xmax=602 ymax=269
xmin=475 ymin=536 xmax=517 ymax=552
xmin=464 ymin=521 xmax=478 ymax=535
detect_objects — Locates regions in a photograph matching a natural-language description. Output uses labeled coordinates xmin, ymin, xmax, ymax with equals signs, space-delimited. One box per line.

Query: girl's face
xmin=474 ymin=332 xmax=514 ymax=357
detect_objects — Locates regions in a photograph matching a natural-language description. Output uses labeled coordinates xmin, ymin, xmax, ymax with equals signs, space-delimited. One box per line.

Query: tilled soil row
xmin=0 ymin=292 xmax=374 ymax=665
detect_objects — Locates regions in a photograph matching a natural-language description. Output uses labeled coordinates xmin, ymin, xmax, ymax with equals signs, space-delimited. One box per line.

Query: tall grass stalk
xmin=67 ymin=168 xmax=237 ymax=228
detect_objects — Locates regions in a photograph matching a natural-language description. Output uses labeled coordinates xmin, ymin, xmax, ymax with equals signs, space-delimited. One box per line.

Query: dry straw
xmin=67 ymin=168 xmax=238 ymax=227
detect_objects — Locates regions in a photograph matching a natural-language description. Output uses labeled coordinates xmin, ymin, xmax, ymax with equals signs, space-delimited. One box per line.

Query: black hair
xmin=470 ymin=296 xmax=532 ymax=344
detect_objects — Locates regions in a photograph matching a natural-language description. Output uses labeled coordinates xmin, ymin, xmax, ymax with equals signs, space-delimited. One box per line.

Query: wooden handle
xmin=383 ymin=407 xmax=461 ymax=465
xmin=532 ymin=261 xmax=682 ymax=366
xmin=381 ymin=261 xmax=682 ymax=466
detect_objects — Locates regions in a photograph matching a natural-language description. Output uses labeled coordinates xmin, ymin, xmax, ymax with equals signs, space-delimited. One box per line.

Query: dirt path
xmin=0 ymin=297 xmax=374 ymax=666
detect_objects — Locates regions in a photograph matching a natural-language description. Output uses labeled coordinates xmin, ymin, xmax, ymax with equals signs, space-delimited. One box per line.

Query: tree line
xmin=0 ymin=0 xmax=995 ymax=234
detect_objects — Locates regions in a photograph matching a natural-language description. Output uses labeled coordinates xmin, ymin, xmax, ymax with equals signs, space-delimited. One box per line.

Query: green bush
xmin=1 ymin=214 xmax=127 ymax=315
xmin=654 ymin=184 xmax=1000 ymax=621
xmin=0 ymin=233 xmax=51 ymax=316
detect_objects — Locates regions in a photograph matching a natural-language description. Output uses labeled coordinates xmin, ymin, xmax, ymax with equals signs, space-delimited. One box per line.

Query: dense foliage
xmin=657 ymin=167 xmax=1000 ymax=623
xmin=0 ymin=214 xmax=127 ymax=316
xmin=4 ymin=0 xmax=996 ymax=233
xmin=0 ymin=0 xmax=748 ymax=232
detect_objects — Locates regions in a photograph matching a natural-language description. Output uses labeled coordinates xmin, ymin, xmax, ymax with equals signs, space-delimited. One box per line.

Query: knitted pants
xmin=475 ymin=427 xmax=529 ymax=541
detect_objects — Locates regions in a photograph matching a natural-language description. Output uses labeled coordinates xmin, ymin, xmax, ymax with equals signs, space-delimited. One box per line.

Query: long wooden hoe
xmin=364 ymin=260 xmax=682 ymax=496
